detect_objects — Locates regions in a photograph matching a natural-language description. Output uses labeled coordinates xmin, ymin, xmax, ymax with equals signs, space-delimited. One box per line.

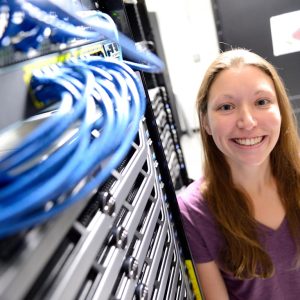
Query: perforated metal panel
xmin=148 ymin=87 xmax=185 ymax=189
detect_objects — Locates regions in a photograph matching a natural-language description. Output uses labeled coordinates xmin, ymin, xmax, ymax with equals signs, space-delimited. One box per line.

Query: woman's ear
xmin=201 ymin=113 xmax=212 ymax=135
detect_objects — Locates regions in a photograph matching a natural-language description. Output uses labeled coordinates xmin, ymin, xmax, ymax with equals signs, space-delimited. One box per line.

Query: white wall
xmin=145 ymin=0 xmax=220 ymax=130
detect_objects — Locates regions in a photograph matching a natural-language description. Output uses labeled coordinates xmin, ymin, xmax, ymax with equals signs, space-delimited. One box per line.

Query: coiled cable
xmin=0 ymin=56 xmax=145 ymax=237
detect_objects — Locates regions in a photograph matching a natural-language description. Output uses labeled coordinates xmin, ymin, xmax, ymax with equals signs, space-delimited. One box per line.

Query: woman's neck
xmin=230 ymin=160 xmax=275 ymax=196
xmin=230 ymin=160 xmax=285 ymax=230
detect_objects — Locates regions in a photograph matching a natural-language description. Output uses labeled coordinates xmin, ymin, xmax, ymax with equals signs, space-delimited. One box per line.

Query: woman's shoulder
xmin=177 ymin=178 xmax=222 ymax=263
xmin=177 ymin=178 xmax=203 ymax=200
xmin=177 ymin=178 xmax=211 ymax=221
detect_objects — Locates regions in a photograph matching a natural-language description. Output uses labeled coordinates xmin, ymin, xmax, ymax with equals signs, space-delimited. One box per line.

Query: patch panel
xmin=0 ymin=39 xmax=122 ymax=131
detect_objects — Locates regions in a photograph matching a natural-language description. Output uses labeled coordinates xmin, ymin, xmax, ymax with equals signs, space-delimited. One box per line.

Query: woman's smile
xmin=232 ymin=136 xmax=265 ymax=146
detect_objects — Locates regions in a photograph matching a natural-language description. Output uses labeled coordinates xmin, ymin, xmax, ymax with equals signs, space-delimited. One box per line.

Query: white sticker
xmin=270 ymin=10 xmax=300 ymax=56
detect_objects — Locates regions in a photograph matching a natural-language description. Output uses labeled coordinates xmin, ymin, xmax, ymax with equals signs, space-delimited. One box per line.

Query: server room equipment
xmin=121 ymin=0 xmax=190 ymax=190
xmin=0 ymin=0 xmax=202 ymax=299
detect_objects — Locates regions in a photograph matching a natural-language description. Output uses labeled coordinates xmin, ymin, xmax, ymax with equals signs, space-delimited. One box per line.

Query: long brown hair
xmin=197 ymin=49 xmax=300 ymax=279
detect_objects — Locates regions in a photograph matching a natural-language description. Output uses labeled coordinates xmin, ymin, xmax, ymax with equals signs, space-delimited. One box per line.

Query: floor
xmin=180 ymin=132 xmax=204 ymax=181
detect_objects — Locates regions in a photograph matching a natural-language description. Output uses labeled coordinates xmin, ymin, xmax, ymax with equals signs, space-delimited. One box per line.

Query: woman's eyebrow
xmin=254 ymin=89 xmax=276 ymax=96
xmin=212 ymin=94 xmax=234 ymax=100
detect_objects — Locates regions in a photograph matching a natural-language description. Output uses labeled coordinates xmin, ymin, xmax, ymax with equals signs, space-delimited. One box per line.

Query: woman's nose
xmin=236 ymin=108 xmax=257 ymax=130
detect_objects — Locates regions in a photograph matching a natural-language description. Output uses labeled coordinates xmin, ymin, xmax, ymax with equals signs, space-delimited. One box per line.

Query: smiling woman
xmin=204 ymin=65 xmax=281 ymax=169
xmin=177 ymin=49 xmax=300 ymax=300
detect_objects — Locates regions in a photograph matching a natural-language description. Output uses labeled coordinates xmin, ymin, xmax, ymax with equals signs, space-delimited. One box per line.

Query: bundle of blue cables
xmin=0 ymin=56 xmax=149 ymax=238
xmin=0 ymin=0 xmax=164 ymax=73
xmin=0 ymin=0 xmax=165 ymax=238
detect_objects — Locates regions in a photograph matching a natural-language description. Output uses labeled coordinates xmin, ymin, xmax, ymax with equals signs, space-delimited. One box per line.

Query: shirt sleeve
xmin=177 ymin=179 xmax=222 ymax=264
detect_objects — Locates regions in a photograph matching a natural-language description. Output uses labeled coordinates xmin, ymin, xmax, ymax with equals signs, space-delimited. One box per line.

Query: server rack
xmin=0 ymin=1 xmax=201 ymax=299
xmin=120 ymin=0 xmax=190 ymax=190
xmin=0 ymin=118 xmax=193 ymax=300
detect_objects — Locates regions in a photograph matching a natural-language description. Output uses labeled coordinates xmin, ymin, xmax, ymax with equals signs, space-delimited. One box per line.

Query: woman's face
xmin=203 ymin=65 xmax=281 ymax=170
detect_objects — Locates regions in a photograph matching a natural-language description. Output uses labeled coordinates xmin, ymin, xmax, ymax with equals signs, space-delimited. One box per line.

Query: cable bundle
xmin=0 ymin=0 xmax=164 ymax=72
xmin=0 ymin=56 xmax=146 ymax=238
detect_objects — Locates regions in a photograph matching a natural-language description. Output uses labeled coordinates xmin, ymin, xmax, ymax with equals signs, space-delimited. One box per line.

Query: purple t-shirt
xmin=177 ymin=179 xmax=300 ymax=299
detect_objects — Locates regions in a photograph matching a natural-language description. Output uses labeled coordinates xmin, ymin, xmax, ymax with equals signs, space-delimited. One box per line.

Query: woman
xmin=177 ymin=49 xmax=300 ymax=299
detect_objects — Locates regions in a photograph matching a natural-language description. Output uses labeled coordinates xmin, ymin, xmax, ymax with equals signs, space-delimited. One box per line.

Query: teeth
xmin=234 ymin=136 xmax=263 ymax=146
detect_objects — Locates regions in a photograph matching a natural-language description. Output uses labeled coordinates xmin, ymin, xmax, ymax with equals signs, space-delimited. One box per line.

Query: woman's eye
xmin=218 ymin=104 xmax=234 ymax=111
xmin=256 ymin=98 xmax=270 ymax=106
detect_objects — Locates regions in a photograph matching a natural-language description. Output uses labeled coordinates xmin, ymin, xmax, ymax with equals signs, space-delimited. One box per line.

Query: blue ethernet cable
xmin=0 ymin=74 xmax=87 ymax=178
xmin=0 ymin=85 xmax=116 ymax=236
xmin=0 ymin=0 xmax=164 ymax=238
xmin=0 ymin=64 xmax=96 ymax=172
xmin=82 ymin=10 xmax=120 ymax=44
xmin=0 ymin=57 xmax=144 ymax=237
xmin=0 ymin=0 xmax=164 ymax=72
xmin=0 ymin=92 xmax=76 ymax=197
xmin=0 ymin=0 xmax=164 ymax=71
xmin=44 ymin=59 xmax=132 ymax=195
xmin=1 ymin=60 xmax=106 ymax=209
xmin=0 ymin=82 xmax=113 ymax=227
xmin=0 ymin=66 xmax=96 ymax=200
xmin=0 ymin=1 xmax=50 ymax=51
xmin=16 ymin=0 xmax=164 ymax=72
xmin=0 ymin=73 xmax=95 ymax=222
xmin=46 ymin=57 xmax=144 ymax=201
xmin=45 ymin=57 xmax=144 ymax=212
